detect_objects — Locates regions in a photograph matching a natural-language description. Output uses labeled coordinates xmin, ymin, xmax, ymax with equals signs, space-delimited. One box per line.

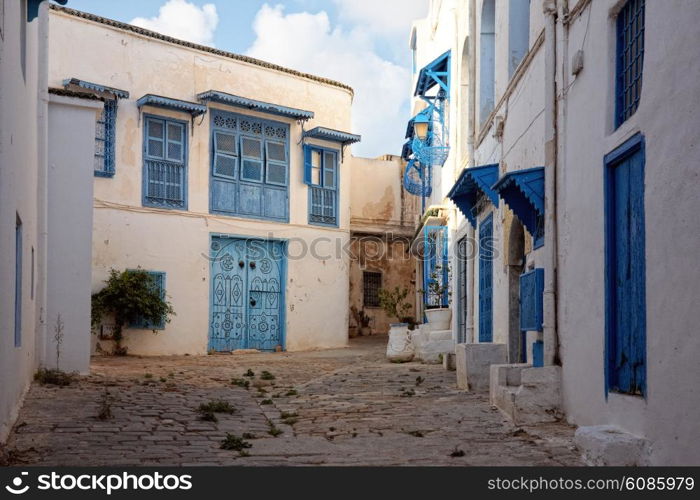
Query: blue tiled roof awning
xmin=63 ymin=78 xmax=129 ymax=99
xmin=446 ymin=164 xmax=500 ymax=227
xmin=303 ymin=126 xmax=360 ymax=146
xmin=198 ymin=90 xmax=314 ymax=120
xmin=137 ymin=94 xmax=207 ymax=117
xmin=414 ymin=50 xmax=451 ymax=96
xmin=492 ymin=167 xmax=545 ymax=237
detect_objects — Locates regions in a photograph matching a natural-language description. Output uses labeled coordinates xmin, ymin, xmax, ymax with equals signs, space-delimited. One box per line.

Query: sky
xmin=63 ymin=0 xmax=428 ymax=157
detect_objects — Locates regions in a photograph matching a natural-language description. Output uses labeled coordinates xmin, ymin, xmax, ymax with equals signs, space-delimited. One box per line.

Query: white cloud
xmin=246 ymin=4 xmax=411 ymax=157
xmin=130 ymin=0 xmax=219 ymax=46
xmin=332 ymin=0 xmax=427 ymax=39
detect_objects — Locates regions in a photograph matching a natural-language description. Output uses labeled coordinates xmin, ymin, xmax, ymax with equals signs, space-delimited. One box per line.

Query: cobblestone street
xmin=4 ymin=336 xmax=581 ymax=466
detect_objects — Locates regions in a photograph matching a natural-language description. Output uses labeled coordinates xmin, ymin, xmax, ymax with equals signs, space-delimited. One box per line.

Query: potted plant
xmin=378 ymin=286 xmax=415 ymax=362
xmin=91 ymin=268 xmax=175 ymax=355
xmin=422 ymin=264 xmax=452 ymax=330
xmin=350 ymin=305 xmax=372 ymax=336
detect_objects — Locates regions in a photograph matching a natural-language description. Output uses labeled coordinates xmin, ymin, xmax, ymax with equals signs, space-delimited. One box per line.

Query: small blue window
xmin=615 ymin=0 xmax=645 ymax=127
xmin=143 ymin=116 xmax=187 ymax=210
xmin=520 ymin=268 xmax=544 ymax=331
xmin=130 ymin=271 xmax=166 ymax=330
xmin=95 ymin=99 xmax=117 ymax=177
xmin=304 ymin=145 xmax=339 ymax=226
xmin=15 ymin=214 xmax=23 ymax=348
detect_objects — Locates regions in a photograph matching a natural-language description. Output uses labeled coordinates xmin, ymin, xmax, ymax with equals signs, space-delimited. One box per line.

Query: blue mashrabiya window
xmin=210 ymin=110 xmax=290 ymax=221
xmin=142 ymin=115 xmax=188 ymax=210
xmin=303 ymin=144 xmax=339 ymax=227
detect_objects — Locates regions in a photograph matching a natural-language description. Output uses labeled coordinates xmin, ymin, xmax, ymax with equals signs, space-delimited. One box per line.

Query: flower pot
xmin=425 ymin=308 xmax=452 ymax=330
xmin=386 ymin=323 xmax=414 ymax=362
xmin=348 ymin=326 xmax=359 ymax=338
xmin=360 ymin=326 xmax=372 ymax=336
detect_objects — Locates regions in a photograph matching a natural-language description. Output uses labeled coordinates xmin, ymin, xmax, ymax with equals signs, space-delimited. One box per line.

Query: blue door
xmin=478 ymin=213 xmax=494 ymax=342
xmin=209 ymin=236 xmax=285 ymax=351
xmin=605 ymin=135 xmax=646 ymax=395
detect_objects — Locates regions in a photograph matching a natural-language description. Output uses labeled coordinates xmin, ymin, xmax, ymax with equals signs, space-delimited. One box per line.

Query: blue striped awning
xmin=137 ymin=94 xmax=207 ymax=117
xmin=303 ymin=127 xmax=360 ymax=145
xmin=197 ymin=90 xmax=314 ymax=120
xmin=62 ymin=78 xmax=129 ymax=99
xmin=492 ymin=167 xmax=545 ymax=237
xmin=446 ymin=164 xmax=500 ymax=227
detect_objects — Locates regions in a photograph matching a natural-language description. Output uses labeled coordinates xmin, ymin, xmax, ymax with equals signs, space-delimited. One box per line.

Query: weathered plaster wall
xmin=557 ymin=0 xmax=700 ymax=465
xmin=349 ymin=155 xmax=419 ymax=334
xmin=48 ymin=9 xmax=358 ymax=354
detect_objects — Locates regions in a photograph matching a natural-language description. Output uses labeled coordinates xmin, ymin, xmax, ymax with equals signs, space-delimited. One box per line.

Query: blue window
xmin=95 ymin=99 xmax=117 ymax=177
xmin=130 ymin=271 xmax=166 ymax=330
xmin=304 ymin=145 xmax=339 ymax=227
xmin=604 ymin=133 xmax=646 ymax=396
xmin=143 ymin=115 xmax=187 ymax=209
xmin=210 ymin=110 xmax=289 ymax=221
xmin=15 ymin=214 xmax=23 ymax=347
xmin=615 ymin=0 xmax=645 ymax=127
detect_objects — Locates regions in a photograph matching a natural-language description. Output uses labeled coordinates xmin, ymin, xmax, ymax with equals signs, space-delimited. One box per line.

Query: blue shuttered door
xmin=607 ymin=143 xmax=646 ymax=395
xmin=209 ymin=237 xmax=285 ymax=352
xmin=519 ymin=268 xmax=544 ymax=332
xmin=478 ymin=213 xmax=493 ymax=342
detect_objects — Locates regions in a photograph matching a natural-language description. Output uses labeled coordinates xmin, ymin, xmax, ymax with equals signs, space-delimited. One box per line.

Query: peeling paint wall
xmin=349 ymin=155 xmax=420 ymax=334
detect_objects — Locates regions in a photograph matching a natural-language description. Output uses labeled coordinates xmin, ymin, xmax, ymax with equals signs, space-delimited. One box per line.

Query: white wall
xmin=0 ymin=0 xmax=44 ymax=441
xmin=45 ymin=94 xmax=101 ymax=373
xmin=558 ymin=0 xmax=700 ymax=465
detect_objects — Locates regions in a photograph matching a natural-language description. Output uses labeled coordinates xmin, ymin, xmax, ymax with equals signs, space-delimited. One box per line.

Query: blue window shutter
xmin=131 ymin=271 xmax=166 ymax=330
xmin=519 ymin=268 xmax=544 ymax=331
xmin=213 ymin=131 xmax=238 ymax=180
xmin=303 ymin=145 xmax=313 ymax=185
xmin=240 ymin=136 xmax=264 ymax=182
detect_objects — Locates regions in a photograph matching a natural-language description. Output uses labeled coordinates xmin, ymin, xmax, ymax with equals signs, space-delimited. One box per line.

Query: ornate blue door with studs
xmin=209 ymin=236 xmax=285 ymax=352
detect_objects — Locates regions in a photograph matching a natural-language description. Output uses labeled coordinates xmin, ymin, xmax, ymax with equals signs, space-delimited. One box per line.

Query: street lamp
xmin=413 ymin=110 xmax=431 ymax=141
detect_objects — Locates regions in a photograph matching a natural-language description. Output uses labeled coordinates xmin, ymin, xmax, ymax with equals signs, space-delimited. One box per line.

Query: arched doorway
xmin=506 ymin=213 xmax=525 ymax=362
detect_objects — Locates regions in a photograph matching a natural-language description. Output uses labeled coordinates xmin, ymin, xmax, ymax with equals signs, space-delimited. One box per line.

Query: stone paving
xmin=3 ymin=336 xmax=582 ymax=466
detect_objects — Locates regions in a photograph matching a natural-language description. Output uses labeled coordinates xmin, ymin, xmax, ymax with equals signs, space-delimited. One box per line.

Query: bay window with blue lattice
xmin=303 ymin=144 xmax=339 ymax=227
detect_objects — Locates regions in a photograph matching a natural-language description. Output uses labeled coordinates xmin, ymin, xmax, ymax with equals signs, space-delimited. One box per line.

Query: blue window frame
xmin=130 ymin=271 xmax=166 ymax=330
xmin=604 ymin=133 xmax=646 ymax=396
xmin=142 ymin=115 xmax=187 ymax=210
xmin=210 ymin=110 xmax=289 ymax=221
xmin=304 ymin=145 xmax=339 ymax=227
xmin=95 ymin=99 xmax=117 ymax=177
xmin=15 ymin=214 xmax=23 ymax=347
xmin=615 ymin=0 xmax=645 ymax=128
xmin=520 ymin=268 xmax=544 ymax=331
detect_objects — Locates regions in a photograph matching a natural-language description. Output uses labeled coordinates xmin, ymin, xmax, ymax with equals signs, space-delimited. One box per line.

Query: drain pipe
xmin=465 ymin=0 xmax=477 ymax=344
xmin=543 ymin=0 xmax=559 ymax=366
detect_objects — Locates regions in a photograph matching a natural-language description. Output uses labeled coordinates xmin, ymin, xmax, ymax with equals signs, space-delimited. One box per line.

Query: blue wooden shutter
xmin=213 ymin=131 xmax=238 ymax=179
xmin=303 ymin=145 xmax=312 ymax=185
xmin=240 ymin=136 xmax=264 ymax=182
xmin=166 ymin=122 xmax=184 ymax=162
xmin=519 ymin=268 xmax=544 ymax=331
xmin=265 ymin=140 xmax=287 ymax=186
xmin=146 ymin=118 xmax=165 ymax=159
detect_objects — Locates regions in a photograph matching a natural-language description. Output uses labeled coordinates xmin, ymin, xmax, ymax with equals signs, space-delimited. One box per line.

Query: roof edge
xmin=50 ymin=5 xmax=354 ymax=96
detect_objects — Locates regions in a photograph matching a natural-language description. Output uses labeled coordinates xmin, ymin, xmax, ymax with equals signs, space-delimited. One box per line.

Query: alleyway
xmin=4 ymin=336 xmax=581 ymax=466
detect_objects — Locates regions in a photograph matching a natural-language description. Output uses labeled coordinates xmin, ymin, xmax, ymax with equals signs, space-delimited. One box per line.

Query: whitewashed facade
xmin=1 ymin=0 xmax=96 ymax=441
xmin=407 ymin=0 xmax=700 ymax=464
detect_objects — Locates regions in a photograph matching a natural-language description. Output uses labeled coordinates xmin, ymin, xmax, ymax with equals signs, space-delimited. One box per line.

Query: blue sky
xmin=63 ymin=0 xmax=428 ymax=156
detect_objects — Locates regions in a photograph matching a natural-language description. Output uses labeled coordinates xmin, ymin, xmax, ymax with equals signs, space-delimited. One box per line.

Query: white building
xmin=406 ymin=0 xmax=700 ymax=465
xmin=48 ymin=5 xmax=414 ymax=355
xmin=1 ymin=0 xmax=95 ymax=441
